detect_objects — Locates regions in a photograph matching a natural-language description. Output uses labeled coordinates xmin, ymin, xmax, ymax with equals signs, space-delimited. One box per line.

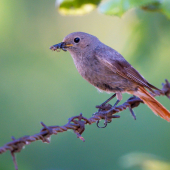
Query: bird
xmin=50 ymin=32 xmax=170 ymax=122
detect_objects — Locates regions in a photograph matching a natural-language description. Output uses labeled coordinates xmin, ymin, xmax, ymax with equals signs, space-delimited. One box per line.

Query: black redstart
xmin=50 ymin=32 xmax=170 ymax=121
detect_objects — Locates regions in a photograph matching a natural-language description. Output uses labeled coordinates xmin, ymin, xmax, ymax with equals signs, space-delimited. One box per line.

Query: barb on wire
xmin=0 ymin=79 xmax=170 ymax=170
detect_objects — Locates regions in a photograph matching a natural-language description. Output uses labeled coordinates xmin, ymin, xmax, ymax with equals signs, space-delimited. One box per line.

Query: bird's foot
xmin=95 ymin=94 xmax=122 ymax=128
xmin=95 ymin=100 xmax=121 ymax=128
xmin=95 ymin=93 xmax=116 ymax=111
xmin=96 ymin=103 xmax=112 ymax=111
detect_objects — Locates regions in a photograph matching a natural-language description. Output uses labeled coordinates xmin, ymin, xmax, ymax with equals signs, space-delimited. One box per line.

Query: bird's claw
xmin=96 ymin=103 xmax=112 ymax=111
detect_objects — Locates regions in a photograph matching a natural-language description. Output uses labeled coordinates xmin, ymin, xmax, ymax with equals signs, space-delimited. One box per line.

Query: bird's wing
xmin=95 ymin=47 xmax=155 ymax=91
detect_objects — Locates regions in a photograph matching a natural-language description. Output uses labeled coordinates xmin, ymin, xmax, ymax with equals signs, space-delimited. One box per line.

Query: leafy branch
xmin=0 ymin=79 xmax=170 ymax=170
xmin=56 ymin=0 xmax=170 ymax=19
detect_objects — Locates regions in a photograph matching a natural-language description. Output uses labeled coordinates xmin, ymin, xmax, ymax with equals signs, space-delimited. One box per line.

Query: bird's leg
xmin=112 ymin=92 xmax=122 ymax=108
xmin=95 ymin=93 xmax=122 ymax=128
xmin=113 ymin=99 xmax=120 ymax=107
xmin=101 ymin=93 xmax=117 ymax=106
xmin=96 ymin=93 xmax=116 ymax=110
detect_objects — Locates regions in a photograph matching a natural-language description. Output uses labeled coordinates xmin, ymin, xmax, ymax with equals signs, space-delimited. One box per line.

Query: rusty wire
xmin=0 ymin=79 xmax=170 ymax=170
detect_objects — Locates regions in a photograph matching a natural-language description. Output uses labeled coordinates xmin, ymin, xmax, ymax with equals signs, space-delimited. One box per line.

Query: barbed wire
xmin=0 ymin=79 xmax=170 ymax=170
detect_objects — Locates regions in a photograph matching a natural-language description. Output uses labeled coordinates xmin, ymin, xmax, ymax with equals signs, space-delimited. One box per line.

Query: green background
xmin=0 ymin=1 xmax=170 ymax=170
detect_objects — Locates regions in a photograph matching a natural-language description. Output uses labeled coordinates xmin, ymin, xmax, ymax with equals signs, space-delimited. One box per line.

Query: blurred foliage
xmin=120 ymin=152 xmax=170 ymax=170
xmin=57 ymin=0 xmax=101 ymax=15
xmin=57 ymin=0 xmax=170 ymax=18
xmin=99 ymin=0 xmax=160 ymax=16
xmin=0 ymin=0 xmax=170 ymax=170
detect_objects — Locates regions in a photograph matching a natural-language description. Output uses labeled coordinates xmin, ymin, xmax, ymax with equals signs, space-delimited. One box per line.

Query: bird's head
xmin=50 ymin=32 xmax=99 ymax=54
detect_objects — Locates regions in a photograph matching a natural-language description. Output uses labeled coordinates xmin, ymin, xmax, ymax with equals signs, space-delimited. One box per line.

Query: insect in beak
xmin=49 ymin=42 xmax=73 ymax=52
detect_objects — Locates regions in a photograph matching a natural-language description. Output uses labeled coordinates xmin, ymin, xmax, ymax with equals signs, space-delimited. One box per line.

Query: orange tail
xmin=132 ymin=86 xmax=170 ymax=122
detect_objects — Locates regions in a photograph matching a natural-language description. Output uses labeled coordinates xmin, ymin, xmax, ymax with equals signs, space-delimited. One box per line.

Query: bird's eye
xmin=74 ymin=37 xmax=80 ymax=43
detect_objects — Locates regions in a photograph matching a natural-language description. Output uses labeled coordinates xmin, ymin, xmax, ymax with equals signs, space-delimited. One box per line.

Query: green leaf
xmin=98 ymin=0 xmax=160 ymax=17
xmin=56 ymin=0 xmax=101 ymax=15
xmin=141 ymin=1 xmax=161 ymax=12
xmin=160 ymin=0 xmax=170 ymax=19
xmin=141 ymin=0 xmax=170 ymax=19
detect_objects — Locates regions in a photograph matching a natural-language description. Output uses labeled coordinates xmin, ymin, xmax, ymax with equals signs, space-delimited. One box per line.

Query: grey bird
xmin=50 ymin=32 xmax=170 ymax=122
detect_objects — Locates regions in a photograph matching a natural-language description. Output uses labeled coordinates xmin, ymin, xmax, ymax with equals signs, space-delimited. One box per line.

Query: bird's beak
xmin=49 ymin=42 xmax=73 ymax=52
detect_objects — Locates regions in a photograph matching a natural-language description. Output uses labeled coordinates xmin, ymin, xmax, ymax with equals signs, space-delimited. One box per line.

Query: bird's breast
xmin=71 ymin=53 xmax=137 ymax=93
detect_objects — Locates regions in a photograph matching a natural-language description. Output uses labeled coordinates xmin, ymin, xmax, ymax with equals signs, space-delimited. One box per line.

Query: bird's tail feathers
xmin=132 ymin=86 xmax=170 ymax=122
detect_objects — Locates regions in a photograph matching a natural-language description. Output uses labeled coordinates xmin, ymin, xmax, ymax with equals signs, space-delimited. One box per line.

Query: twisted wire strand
xmin=0 ymin=79 xmax=170 ymax=170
